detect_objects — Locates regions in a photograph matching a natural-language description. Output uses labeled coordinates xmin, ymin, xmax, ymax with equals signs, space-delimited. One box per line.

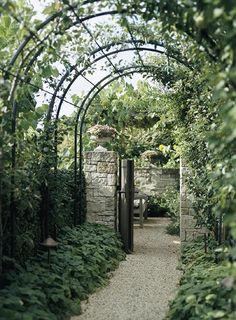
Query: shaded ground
xmin=71 ymin=218 xmax=182 ymax=320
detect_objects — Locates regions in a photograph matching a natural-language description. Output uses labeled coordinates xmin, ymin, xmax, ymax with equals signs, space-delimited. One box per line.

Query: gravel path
xmin=71 ymin=218 xmax=182 ymax=320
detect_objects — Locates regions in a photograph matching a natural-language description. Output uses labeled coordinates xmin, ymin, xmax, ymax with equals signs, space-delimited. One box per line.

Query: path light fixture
xmin=41 ymin=236 xmax=58 ymax=266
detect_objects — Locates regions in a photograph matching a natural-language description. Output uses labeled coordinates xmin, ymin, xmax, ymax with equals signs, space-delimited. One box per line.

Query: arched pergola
xmin=0 ymin=0 xmax=210 ymax=255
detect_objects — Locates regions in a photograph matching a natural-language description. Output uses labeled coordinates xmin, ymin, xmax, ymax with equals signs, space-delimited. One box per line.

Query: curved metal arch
xmin=52 ymin=43 xmax=192 ymax=121
xmin=7 ymin=9 xmax=127 ymax=101
xmin=91 ymin=39 xmax=165 ymax=55
xmin=72 ymin=64 xmax=166 ymax=224
xmin=6 ymin=0 xmax=195 ymax=114
xmin=6 ymin=6 xmax=165 ymax=124
xmin=52 ymin=46 xmax=167 ymax=120
xmin=8 ymin=7 xmax=129 ymax=69
xmin=8 ymin=0 xmax=106 ymax=67
xmin=6 ymin=4 xmax=192 ymax=125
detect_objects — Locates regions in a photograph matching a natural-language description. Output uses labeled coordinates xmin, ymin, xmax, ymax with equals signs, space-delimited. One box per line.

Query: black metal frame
xmin=0 ymin=0 xmax=195 ymax=255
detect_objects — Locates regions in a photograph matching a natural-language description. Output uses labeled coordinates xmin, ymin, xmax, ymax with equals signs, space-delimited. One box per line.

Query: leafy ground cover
xmin=0 ymin=223 xmax=125 ymax=320
xmin=168 ymin=240 xmax=236 ymax=320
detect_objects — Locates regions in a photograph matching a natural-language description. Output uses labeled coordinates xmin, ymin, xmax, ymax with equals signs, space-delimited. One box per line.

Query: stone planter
xmin=141 ymin=150 xmax=165 ymax=165
xmin=87 ymin=125 xmax=117 ymax=152
xmin=90 ymin=135 xmax=112 ymax=151
xmin=90 ymin=135 xmax=112 ymax=143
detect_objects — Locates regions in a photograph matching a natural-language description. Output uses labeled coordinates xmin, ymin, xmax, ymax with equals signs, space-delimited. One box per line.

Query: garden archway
xmin=0 ymin=0 xmax=229 ymax=258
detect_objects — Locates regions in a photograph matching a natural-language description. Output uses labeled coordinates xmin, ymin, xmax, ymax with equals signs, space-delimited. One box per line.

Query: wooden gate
xmin=118 ymin=159 xmax=134 ymax=253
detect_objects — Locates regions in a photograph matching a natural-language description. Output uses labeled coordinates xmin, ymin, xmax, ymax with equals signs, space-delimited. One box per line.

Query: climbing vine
xmin=0 ymin=0 xmax=236 ymax=318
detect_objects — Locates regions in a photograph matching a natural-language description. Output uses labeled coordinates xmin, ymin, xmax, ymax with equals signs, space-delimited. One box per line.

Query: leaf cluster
xmin=0 ymin=223 xmax=125 ymax=320
xmin=168 ymin=240 xmax=236 ymax=320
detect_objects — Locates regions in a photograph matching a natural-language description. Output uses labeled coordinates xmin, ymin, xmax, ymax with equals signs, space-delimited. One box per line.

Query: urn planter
xmin=87 ymin=125 xmax=117 ymax=151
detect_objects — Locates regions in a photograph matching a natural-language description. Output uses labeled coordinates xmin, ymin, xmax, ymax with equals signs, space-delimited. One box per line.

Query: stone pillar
xmin=180 ymin=158 xmax=196 ymax=241
xmin=84 ymin=151 xmax=117 ymax=228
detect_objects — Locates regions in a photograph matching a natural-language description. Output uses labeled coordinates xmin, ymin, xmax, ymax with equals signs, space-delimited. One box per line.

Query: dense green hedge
xmin=0 ymin=223 xmax=125 ymax=320
xmin=2 ymin=168 xmax=86 ymax=265
xmin=168 ymin=240 xmax=236 ymax=320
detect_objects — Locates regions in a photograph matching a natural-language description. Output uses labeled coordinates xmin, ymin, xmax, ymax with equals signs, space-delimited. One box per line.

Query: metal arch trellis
xmin=3 ymin=43 xmax=169 ymax=119
xmin=3 ymin=0 xmax=196 ymax=124
xmin=50 ymin=44 xmax=176 ymax=184
xmin=52 ymin=46 xmax=166 ymax=119
xmin=4 ymin=2 xmax=193 ymax=123
xmin=52 ymin=45 xmax=167 ymax=160
xmin=50 ymin=41 xmax=191 ymax=169
xmin=2 ymin=5 xmax=171 ymax=132
xmin=52 ymin=41 xmax=193 ymax=120
xmin=0 ymin=0 xmax=196 ymax=256
xmin=6 ymin=8 xmax=134 ymax=76
xmin=4 ymin=3 xmax=150 ymax=154
xmin=0 ymin=44 xmax=171 ymax=173
xmin=1 ymin=39 xmax=188 ymax=160
xmin=4 ymin=1 xmax=189 ymax=110
xmin=72 ymin=63 xmax=171 ymax=224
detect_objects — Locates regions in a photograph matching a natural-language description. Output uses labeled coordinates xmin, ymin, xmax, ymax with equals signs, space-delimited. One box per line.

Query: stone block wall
xmin=83 ymin=151 xmax=117 ymax=228
xmin=134 ymin=166 xmax=179 ymax=196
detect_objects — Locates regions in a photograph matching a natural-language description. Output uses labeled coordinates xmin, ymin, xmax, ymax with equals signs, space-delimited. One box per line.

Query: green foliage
xmin=48 ymin=170 xmax=75 ymax=230
xmin=146 ymin=195 xmax=168 ymax=217
xmin=166 ymin=221 xmax=180 ymax=237
xmin=168 ymin=240 xmax=236 ymax=320
xmin=0 ymin=105 xmax=86 ymax=263
xmin=83 ymin=79 xmax=181 ymax=160
xmin=146 ymin=187 xmax=179 ymax=234
xmin=2 ymin=165 xmax=81 ymax=263
xmin=0 ymin=0 xmax=236 ymax=314
xmin=0 ymin=223 xmax=125 ymax=320
xmin=156 ymin=187 xmax=180 ymax=235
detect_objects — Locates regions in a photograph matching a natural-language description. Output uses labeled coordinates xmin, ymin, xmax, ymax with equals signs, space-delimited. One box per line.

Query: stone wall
xmin=134 ymin=165 xmax=179 ymax=196
xmin=84 ymin=151 xmax=117 ymax=228
xmin=83 ymin=155 xmax=206 ymax=242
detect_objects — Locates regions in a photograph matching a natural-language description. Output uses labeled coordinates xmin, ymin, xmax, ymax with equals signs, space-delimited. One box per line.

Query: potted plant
xmin=141 ymin=150 xmax=165 ymax=165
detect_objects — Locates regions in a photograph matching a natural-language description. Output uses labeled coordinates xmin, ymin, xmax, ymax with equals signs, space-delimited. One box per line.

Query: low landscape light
xmin=41 ymin=236 xmax=58 ymax=266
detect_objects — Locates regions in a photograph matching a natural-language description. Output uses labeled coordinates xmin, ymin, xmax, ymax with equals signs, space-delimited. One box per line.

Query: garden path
xmin=71 ymin=217 xmax=182 ymax=320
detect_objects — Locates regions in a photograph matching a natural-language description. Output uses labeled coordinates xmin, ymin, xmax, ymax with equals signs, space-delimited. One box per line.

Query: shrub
xmin=146 ymin=195 xmax=168 ymax=217
xmin=0 ymin=223 xmax=125 ymax=320
xmin=147 ymin=188 xmax=180 ymax=235
xmin=167 ymin=240 xmax=236 ymax=320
